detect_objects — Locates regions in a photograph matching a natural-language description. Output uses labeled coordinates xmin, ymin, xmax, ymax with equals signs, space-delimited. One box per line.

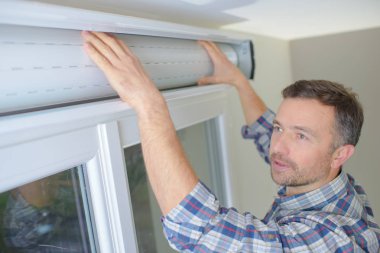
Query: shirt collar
xmin=275 ymin=170 xmax=349 ymax=211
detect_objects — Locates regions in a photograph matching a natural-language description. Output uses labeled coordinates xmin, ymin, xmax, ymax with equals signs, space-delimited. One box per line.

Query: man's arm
xmin=199 ymin=41 xmax=273 ymax=162
xmin=198 ymin=41 xmax=267 ymax=126
xmin=81 ymin=31 xmax=198 ymax=215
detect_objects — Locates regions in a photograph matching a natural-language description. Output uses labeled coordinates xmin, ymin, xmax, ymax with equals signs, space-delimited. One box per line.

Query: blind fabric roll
xmin=0 ymin=25 xmax=242 ymax=115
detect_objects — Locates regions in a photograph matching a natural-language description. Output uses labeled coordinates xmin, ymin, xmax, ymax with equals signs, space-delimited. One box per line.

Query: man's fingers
xmin=198 ymin=40 xmax=227 ymax=66
xmin=83 ymin=42 xmax=113 ymax=73
xmin=82 ymin=31 xmax=120 ymax=64
xmin=198 ymin=40 xmax=219 ymax=61
xmin=207 ymin=41 xmax=224 ymax=55
xmin=116 ymin=37 xmax=135 ymax=56
xmin=91 ymin=31 xmax=129 ymax=59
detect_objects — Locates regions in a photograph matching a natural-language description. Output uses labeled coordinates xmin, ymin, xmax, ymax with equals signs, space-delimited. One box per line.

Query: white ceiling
xmin=222 ymin=0 xmax=380 ymax=39
xmin=34 ymin=0 xmax=380 ymax=40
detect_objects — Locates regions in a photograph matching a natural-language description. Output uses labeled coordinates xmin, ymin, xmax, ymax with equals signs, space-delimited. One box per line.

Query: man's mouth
xmin=272 ymin=159 xmax=290 ymax=172
xmin=270 ymin=154 xmax=294 ymax=172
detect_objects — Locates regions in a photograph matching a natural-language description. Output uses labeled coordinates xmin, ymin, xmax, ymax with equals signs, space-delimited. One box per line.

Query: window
xmin=0 ymin=166 xmax=96 ymax=253
xmin=0 ymin=82 xmax=234 ymax=253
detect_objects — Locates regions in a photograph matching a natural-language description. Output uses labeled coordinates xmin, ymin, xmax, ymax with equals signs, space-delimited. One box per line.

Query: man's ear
xmin=331 ymin=144 xmax=355 ymax=170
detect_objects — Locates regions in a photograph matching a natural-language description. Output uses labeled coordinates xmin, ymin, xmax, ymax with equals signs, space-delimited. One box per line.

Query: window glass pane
xmin=125 ymin=119 xmax=225 ymax=252
xmin=0 ymin=167 xmax=95 ymax=253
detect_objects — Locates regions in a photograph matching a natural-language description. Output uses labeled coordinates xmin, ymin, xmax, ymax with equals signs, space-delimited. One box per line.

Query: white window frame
xmin=0 ymin=84 xmax=234 ymax=253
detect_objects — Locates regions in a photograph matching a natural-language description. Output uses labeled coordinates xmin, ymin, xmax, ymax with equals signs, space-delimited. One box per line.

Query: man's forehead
xmin=276 ymin=98 xmax=335 ymax=128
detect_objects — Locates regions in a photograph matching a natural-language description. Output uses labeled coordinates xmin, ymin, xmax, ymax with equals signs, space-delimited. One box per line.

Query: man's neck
xmin=285 ymin=169 xmax=342 ymax=196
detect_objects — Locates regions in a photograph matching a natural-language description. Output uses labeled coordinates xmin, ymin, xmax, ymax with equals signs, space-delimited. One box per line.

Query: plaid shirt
xmin=162 ymin=109 xmax=380 ymax=252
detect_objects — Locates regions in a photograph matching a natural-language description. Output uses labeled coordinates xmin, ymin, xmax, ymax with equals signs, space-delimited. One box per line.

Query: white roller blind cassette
xmin=0 ymin=1 xmax=254 ymax=115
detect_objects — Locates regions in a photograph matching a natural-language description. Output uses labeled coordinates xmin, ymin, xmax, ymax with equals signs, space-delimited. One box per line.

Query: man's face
xmin=269 ymin=98 xmax=338 ymax=195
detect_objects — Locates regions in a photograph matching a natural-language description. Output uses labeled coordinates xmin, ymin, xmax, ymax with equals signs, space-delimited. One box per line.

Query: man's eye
xmin=297 ymin=133 xmax=307 ymax=140
xmin=273 ymin=126 xmax=282 ymax=132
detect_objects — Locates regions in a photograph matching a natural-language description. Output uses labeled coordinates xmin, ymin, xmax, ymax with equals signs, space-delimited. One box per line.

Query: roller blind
xmin=0 ymin=2 xmax=254 ymax=115
xmin=0 ymin=25 xmax=241 ymax=115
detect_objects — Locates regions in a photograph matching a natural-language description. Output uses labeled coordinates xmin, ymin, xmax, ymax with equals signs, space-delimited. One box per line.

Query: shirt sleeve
xmin=161 ymin=181 xmax=282 ymax=252
xmin=241 ymin=109 xmax=275 ymax=164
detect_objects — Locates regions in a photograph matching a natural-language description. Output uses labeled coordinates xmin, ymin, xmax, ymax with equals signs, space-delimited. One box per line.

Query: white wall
xmin=289 ymin=28 xmax=380 ymax=223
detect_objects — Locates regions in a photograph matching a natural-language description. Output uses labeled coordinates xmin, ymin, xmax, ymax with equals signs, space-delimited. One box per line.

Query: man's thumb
xmin=197 ymin=76 xmax=221 ymax=86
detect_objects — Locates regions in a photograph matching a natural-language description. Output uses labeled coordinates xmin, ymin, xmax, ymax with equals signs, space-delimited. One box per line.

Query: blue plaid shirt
xmin=162 ymin=109 xmax=380 ymax=252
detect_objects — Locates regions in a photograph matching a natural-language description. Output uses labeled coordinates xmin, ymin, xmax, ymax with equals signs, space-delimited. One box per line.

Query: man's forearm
xmin=236 ymin=79 xmax=267 ymax=126
xmin=81 ymin=31 xmax=199 ymax=216
xmin=137 ymin=102 xmax=198 ymax=215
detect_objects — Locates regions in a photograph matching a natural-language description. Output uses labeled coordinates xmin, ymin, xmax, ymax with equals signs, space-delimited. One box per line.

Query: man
xmin=81 ymin=31 xmax=380 ymax=252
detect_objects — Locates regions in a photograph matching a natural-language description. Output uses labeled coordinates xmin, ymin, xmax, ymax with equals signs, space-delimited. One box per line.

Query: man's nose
xmin=270 ymin=133 xmax=290 ymax=155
